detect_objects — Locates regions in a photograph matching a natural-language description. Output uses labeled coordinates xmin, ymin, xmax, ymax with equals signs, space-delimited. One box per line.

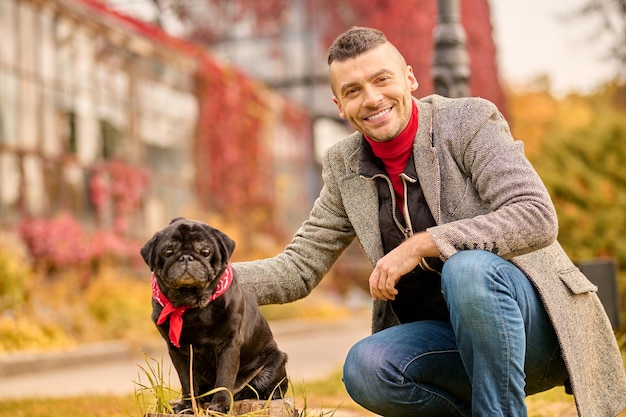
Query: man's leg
xmin=442 ymin=250 xmax=568 ymax=417
xmin=343 ymin=320 xmax=472 ymax=417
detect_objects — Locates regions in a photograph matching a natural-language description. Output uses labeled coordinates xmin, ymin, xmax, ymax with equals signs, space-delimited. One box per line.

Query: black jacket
xmin=359 ymin=139 xmax=449 ymax=323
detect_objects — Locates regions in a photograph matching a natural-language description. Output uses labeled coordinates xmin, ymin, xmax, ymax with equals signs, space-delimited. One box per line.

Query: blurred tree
xmin=572 ymin=0 xmax=626 ymax=105
xmin=507 ymin=83 xmax=594 ymax=155
xmin=151 ymin=0 xmax=290 ymax=43
xmin=575 ymin=0 xmax=626 ymax=78
xmin=523 ymin=85 xmax=626 ymax=267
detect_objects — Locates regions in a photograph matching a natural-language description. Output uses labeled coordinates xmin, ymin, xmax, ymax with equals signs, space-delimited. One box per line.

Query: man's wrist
xmin=409 ymin=231 xmax=439 ymax=258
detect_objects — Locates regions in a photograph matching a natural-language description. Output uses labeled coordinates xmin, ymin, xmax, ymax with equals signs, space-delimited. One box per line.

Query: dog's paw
xmin=170 ymin=399 xmax=194 ymax=414
xmin=208 ymin=392 xmax=231 ymax=414
xmin=207 ymin=402 xmax=230 ymax=414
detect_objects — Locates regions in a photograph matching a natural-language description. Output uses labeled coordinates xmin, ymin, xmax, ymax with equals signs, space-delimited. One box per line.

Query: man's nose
xmin=362 ymin=86 xmax=383 ymax=107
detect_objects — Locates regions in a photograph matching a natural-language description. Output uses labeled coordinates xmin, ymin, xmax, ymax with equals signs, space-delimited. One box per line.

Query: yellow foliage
xmin=0 ymin=315 xmax=73 ymax=353
xmin=507 ymin=88 xmax=593 ymax=156
xmin=508 ymin=89 xmax=558 ymax=154
xmin=83 ymin=266 xmax=155 ymax=342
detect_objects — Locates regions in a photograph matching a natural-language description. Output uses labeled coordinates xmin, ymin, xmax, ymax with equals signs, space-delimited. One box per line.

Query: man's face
xmin=330 ymin=43 xmax=419 ymax=142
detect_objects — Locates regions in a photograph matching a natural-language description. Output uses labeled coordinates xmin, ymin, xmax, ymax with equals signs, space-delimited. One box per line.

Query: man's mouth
xmin=364 ymin=107 xmax=392 ymax=122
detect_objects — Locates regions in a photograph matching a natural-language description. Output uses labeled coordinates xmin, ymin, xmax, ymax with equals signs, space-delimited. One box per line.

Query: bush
xmin=0 ymin=249 xmax=29 ymax=311
xmin=16 ymin=213 xmax=91 ymax=273
xmin=15 ymin=212 xmax=144 ymax=278
xmin=0 ymin=316 xmax=72 ymax=353
xmin=84 ymin=268 xmax=155 ymax=342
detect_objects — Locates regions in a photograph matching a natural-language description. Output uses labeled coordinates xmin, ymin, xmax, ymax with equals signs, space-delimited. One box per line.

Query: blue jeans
xmin=343 ymin=250 xmax=568 ymax=417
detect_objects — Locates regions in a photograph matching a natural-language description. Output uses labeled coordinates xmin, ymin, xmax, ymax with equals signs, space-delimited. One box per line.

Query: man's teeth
xmin=366 ymin=108 xmax=391 ymax=121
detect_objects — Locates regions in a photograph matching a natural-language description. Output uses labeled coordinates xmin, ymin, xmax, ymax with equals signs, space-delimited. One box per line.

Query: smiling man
xmin=233 ymin=27 xmax=626 ymax=416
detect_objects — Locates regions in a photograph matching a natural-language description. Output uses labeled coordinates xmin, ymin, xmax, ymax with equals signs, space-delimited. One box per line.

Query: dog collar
xmin=151 ymin=264 xmax=234 ymax=348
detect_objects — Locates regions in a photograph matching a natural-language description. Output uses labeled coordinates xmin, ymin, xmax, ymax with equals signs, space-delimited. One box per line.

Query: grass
xmin=0 ymin=381 xmax=368 ymax=417
xmin=0 ymin=377 xmax=603 ymax=417
xmin=132 ymin=353 xmax=368 ymax=417
xmin=0 ymin=395 xmax=139 ymax=417
xmin=0 ymin=389 xmax=608 ymax=417
xmin=0 ymin=368 xmax=371 ymax=417
xmin=0 ymin=369 xmax=624 ymax=417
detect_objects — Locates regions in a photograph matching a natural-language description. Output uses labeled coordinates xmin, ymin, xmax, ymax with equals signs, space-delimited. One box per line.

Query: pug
xmin=140 ymin=217 xmax=288 ymax=414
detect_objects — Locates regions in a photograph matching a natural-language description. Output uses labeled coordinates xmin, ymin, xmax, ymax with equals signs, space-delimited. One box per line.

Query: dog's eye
xmin=200 ymin=248 xmax=211 ymax=257
xmin=162 ymin=249 xmax=174 ymax=258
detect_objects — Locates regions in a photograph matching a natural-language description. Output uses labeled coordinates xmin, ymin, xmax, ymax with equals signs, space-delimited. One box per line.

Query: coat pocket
xmin=558 ymin=268 xmax=598 ymax=295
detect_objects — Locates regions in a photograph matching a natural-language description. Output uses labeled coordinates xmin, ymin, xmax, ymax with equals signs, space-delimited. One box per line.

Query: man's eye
xmin=344 ymin=88 xmax=359 ymax=97
xmin=376 ymin=76 xmax=390 ymax=84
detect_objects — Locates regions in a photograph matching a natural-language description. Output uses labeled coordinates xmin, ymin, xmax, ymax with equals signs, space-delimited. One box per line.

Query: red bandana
xmin=151 ymin=264 xmax=233 ymax=348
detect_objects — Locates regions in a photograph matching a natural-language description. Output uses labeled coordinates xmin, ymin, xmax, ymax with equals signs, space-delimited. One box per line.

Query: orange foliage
xmin=507 ymin=88 xmax=593 ymax=155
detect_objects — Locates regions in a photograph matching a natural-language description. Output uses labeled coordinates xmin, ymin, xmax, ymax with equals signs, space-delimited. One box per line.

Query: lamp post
xmin=433 ymin=0 xmax=470 ymax=97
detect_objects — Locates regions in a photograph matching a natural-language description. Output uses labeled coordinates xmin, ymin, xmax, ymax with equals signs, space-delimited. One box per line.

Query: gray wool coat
xmin=235 ymin=94 xmax=626 ymax=416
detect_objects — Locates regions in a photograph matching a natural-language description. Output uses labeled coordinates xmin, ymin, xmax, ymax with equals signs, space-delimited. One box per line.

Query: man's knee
xmin=441 ymin=250 xmax=508 ymax=309
xmin=343 ymin=340 xmax=381 ymax=408
xmin=443 ymin=250 xmax=503 ymax=277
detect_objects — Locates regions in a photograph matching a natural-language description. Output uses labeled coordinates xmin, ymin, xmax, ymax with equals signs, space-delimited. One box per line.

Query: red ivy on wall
xmin=194 ymin=58 xmax=274 ymax=217
xmin=89 ymin=159 xmax=151 ymax=233
xmin=305 ymin=0 xmax=504 ymax=112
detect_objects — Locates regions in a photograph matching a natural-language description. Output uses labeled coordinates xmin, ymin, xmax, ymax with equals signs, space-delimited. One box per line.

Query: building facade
xmin=0 ymin=0 xmax=314 ymax=240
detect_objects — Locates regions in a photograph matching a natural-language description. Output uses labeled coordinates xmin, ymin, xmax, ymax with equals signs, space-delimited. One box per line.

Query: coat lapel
xmin=342 ymin=143 xmax=384 ymax=265
xmin=413 ymin=100 xmax=442 ymax=225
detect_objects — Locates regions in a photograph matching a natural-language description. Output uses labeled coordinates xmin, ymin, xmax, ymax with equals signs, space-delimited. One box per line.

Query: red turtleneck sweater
xmin=365 ymin=102 xmax=418 ymax=207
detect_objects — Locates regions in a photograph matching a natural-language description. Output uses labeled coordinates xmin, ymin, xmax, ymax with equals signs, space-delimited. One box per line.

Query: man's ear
xmin=406 ymin=65 xmax=419 ymax=92
xmin=332 ymin=96 xmax=346 ymax=119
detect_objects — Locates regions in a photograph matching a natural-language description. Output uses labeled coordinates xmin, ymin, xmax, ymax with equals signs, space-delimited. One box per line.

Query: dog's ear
xmin=214 ymin=228 xmax=236 ymax=262
xmin=169 ymin=217 xmax=186 ymax=225
xmin=140 ymin=231 xmax=161 ymax=268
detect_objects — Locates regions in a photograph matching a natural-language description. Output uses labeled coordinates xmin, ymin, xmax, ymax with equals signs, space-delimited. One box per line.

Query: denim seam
xmin=400 ymin=349 xmax=468 ymax=417
xmin=492 ymin=262 xmax=516 ymax=416
xmin=400 ymin=348 xmax=461 ymax=384
xmin=399 ymin=349 xmax=469 ymax=417
xmin=414 ymin=380 xmax=471 ymax=417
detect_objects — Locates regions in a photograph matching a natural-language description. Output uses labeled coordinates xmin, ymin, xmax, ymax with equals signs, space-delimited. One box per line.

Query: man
xmin=234 ymin=27 xmax=626 ymax=416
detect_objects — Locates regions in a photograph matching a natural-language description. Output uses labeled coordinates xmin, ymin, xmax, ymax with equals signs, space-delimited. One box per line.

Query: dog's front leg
xmin=209 ymin=334 xmax=244 ymax=413
xmin=169 ymin=347 xmax=195 ymax=414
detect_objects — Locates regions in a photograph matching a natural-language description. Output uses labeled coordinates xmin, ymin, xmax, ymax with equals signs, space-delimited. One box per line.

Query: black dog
xmin=140 ymin=217 xmax=288 ymax=414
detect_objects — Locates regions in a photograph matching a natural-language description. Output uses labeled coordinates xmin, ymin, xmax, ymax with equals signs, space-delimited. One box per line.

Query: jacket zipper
xmin=362 ymin=171 xmax=440 ymax=274
xmin=365 ymin=173 xmax=414 ymax=239
xmin=400 ymin=173 xmax=417 ymax=238
xmin=401 ymin=173 xmax=440 ymax=275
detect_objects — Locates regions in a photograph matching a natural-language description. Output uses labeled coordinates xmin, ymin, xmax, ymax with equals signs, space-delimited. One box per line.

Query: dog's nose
xmin=178 ymin=254 xmax=194 ymax=263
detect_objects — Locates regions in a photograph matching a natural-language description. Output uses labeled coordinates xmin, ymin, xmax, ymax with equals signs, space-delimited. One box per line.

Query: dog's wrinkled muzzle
xmin=164 ymin=255 xmax=210 ymax=288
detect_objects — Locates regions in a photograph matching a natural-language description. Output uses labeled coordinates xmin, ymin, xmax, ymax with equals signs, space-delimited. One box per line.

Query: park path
xmin=0 ymin=314 xmax=371 ymax=400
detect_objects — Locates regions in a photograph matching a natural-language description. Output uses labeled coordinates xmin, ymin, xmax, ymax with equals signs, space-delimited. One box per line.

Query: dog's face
xmin=140 ymin=217 xmax=235 ymax=307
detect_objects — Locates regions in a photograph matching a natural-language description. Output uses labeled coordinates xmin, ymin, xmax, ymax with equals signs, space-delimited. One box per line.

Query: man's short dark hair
xmin=327 ymin=27 xmax=388 ymax=65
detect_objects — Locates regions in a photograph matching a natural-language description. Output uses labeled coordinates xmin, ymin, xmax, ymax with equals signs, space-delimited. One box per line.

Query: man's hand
xmin=369 ymin=232 xmax=440 ymax=300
